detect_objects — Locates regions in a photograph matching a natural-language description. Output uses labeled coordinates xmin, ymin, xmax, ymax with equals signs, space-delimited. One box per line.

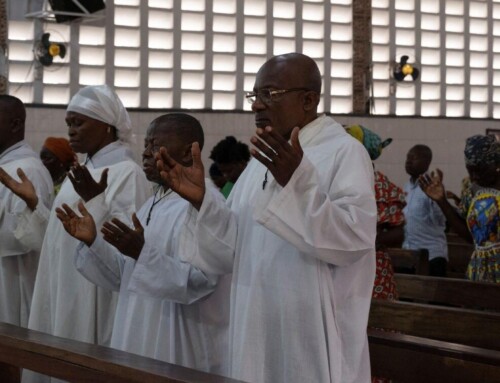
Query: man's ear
xmin=182 ymin=143 xmax=194 ymax=164
xmin=11 ymin=118 xmax=24 ymax=134
xmin=303 ymin=91 xmax=320 ymax=112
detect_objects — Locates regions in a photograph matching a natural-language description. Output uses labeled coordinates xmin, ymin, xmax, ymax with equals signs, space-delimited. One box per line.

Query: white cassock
xmin=74 ymin=188 xmax=230 ymax=375
xmin=0 ymin=141 xmax=53 ymax=327
xmin=23 ymin=142 xmax=151 ymax=383
xmin=187 ymin=115 xmax=377 ymax=383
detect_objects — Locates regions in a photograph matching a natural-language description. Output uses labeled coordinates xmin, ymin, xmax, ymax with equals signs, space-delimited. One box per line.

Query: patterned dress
xmin=466 ymin=188 xmax=500 ymax=283
xmin=372 ymin=171 xmax=406 ymax=300
xmin=372 ymin=171 xmax=405 ymax=383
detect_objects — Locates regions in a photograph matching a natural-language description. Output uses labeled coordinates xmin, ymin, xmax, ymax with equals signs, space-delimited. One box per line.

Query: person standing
xmin=0 ymin=95 xmax=53 ymax=327
xmin=56 ymin=113 xmax=229 ymax=374
xmin=209 ymin=136 xmax=250 ymax=198
xmin=157 ymin=53 xmax=376 ymax=383
xmin=403 ymin=145 xmax=448 ymax=277
xmin=22 ymin=85 xmax=150 ymax=383
xmin=40 ymin=137 xmax=76 ymax=194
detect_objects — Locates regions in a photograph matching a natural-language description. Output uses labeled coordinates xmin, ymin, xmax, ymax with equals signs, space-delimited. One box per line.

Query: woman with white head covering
xmin=21 ymin=85 xmax=151 ymax=383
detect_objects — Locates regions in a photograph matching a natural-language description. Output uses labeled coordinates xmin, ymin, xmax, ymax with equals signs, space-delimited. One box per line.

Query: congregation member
xmin=0 ymin=95 xmax=53 ymax=327
xmin=209 ymin=136 xmax=250 ymax=198
xmin=156 ymin=53 xmax=377 ymax=383
xmin=346 ymin=125 xmax=405 ymax=300
xmin=208 ymin=162 xmax=226 ymax=191
xmin=403 ymin=145 xmax=448 ymax=277
xmin=419 ymin=135 xmax=500 ymax=283
xmin=40 ymin=137 xmax=76 ymax=194
xmin=22 ymin=85 xmax=150 ymax=383
xmin=56 ymin=113 xmax=229 ymax=374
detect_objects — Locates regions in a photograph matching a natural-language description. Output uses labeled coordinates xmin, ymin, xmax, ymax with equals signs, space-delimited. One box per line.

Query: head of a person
xmin=248 ymin=52 xmax=321 ymax=140
xmin=40 ymin=137 xmax=76 ymax=183
xmin=66 ymin=85 xmax=132 ymax=157
xmin=0 ymin=95 xmax=26 ymax=155
xmin=464 ymin=134 xmax=500 ymax=188
xmin=345 ymin=124 xmax=392 ymax=161
xmin=209 ymin=136 xmax=250 ymax=183
xmin=209 ymin=162 xmax=227 ymax=189
xmin=405 ymin=144 xmax=432 ymax=178
xmin=142 ymin=113 xmax=204 ymax=185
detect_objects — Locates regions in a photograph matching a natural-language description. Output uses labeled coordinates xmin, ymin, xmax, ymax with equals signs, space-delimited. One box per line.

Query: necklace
xmin=146 ymin=186 xmax=173 ymax=225
xmin=262 ymin=169 xmax=269 ymax=190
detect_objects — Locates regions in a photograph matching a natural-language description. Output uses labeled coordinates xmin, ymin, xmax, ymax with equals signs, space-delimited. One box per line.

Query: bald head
xmin=0 ymin=95 xmax=26 ymax=154
xmin=262 ymin=53 xmax=322 ymax=94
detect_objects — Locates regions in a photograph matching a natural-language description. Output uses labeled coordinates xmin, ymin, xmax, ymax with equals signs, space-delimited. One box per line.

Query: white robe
xmin=24 ymin=142 xmax=150 ymax=373
xmin=0 ymin=141 xmax=53 ymax=327
xmin=187 ymin=116 xmax=377 ymax=383
xmin=74 ymin=189 xmax=230 ymax=375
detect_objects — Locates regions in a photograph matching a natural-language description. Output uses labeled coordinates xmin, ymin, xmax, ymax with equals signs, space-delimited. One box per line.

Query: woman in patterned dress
xmin=419 ymin=134 xmax=500 ymax=283
xmin=346 ymin=125 xmax=405 ymax=300
xmin=346 ymin=125 xmax=405 ymax=383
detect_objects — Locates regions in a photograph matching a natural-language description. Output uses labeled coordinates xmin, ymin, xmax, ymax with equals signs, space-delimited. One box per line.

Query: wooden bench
xmin=386 ymin=248 xmax=429 ymax=275
xmin=447 ymin=241 xmax=474 ymax=278
xmin=395 ymin=274 xmax=500 ymax=311
xmin=369 ymin=328 xmax=500 ymax=383
xmin=369 ymin=299 xmax=500 ymax=351
xmin=0 ymin=322 xmax=242 ymax=383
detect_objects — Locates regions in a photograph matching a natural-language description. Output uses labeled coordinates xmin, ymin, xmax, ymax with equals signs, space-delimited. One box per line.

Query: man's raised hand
xmin=0 ymin=167 xmax=38 ymax=211
xmin=101 ymin=213 xmax=144 ymax=260
xmin=156 ymin=142 xmax=205 ymax=210
xmin=250 ymin=126 xmax=303 ymax=188
xmin=56 ymin=202 xmax=97 ymax=247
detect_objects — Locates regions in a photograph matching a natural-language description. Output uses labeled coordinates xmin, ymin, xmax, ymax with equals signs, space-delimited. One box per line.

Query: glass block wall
xmin=372 ymin=0 xmax=499 ymax=118
xmin=6 ymin=0 xmax=354 ymax=113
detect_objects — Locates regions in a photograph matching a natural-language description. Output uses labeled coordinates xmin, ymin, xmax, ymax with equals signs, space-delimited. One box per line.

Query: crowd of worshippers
xmin=0 ymin=52 xmax=498 ymax=383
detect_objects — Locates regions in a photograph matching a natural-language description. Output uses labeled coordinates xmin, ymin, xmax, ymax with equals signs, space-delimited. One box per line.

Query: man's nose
xmin=251 ymin=97 xmax=266 ymax=112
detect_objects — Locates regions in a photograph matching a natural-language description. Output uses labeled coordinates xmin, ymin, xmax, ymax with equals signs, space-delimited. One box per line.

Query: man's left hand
xmin=250 ymin=126 xmax=303 ymax=187
xmin=101 ymin=213 xmax=144 ymax=260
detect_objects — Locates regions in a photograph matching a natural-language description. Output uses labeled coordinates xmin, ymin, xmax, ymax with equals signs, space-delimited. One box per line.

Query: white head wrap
xmin=66 ymin=85 xmax=132 ymax=143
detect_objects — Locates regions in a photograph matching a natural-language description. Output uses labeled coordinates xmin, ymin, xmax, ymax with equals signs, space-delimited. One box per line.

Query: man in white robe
xmin=157 ymin=53 xmax=377 ymax=383
xmin=0 ymin=95 xmax=53 ymax=328
xmin=22 ymin=85 xmax=151 ymax=383
xmin=56 ymin=113 xmax=229 ymax=375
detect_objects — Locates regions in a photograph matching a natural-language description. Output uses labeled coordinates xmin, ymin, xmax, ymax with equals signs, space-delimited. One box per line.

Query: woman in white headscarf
xmin=21 ymin=85 xmax=151 ymax=383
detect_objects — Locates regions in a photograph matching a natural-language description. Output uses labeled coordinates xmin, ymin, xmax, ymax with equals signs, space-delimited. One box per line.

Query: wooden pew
xmin=395 ymin=274 xmax=500 ymax=311
xmin=369 ymin=299 xmax=500 ymax=351
xmin=386 ymin=248 xmax=429 ymax=275
xmin=0 ymin=322 xmax=242 ymax=383
xmin=447 ymin=241 xmax=474 ymax=278
xmin=369 ymin=329 xmax=500 ymax=383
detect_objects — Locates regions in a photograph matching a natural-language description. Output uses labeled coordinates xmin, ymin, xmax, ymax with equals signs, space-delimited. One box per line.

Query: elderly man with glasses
xmin=157 ymin=52 xmax=377 ymax=383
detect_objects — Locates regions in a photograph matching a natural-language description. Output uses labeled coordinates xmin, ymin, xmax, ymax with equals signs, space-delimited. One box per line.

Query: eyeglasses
xmin=245 ymin=88 xmax=310 ymax=105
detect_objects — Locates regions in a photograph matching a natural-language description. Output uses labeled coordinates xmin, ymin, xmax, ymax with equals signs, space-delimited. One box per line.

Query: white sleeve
xmin=74 ymin=236 xmax=126 ymax=292
xmin=187 ymin=187 xmax=238 ymax=276
xmin=13 ymin=203 xmax=51 ymax=252
xmin=255 ymin=148 xmax=377 ymax=267
xmin=0 ymin=167 xmax=53 ymax=256
xmin=128 ymin=241 xmax=219 ymax=304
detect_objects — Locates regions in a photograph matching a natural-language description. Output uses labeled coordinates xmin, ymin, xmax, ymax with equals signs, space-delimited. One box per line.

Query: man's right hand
xmin=418 ymin=168 xmax=446 ymax=203
xmin=0 ymin=167 xmax=39 ymax=211
xmin=156 ymin=142 xmax=205 ymax=210
xmin=55 ymin=202 xmax=97 ymax=247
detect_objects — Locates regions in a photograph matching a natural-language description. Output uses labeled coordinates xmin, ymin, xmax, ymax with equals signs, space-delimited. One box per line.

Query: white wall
xmin=25 ymin=106 xmax=497 ymax=195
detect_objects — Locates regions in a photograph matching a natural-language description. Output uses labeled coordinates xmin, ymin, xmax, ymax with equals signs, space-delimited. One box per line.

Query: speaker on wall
xmin=48 ymin=0 xmax=105 ymax=23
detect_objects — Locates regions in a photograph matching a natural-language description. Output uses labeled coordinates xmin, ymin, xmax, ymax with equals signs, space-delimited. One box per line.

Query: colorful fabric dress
xmin=372 ymin=171 xmax=405 ymax=383
xmin=373 ymin=171 xmax=406 ymax=300
xmin=466 ymin=188 xmax=500 ymax=283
